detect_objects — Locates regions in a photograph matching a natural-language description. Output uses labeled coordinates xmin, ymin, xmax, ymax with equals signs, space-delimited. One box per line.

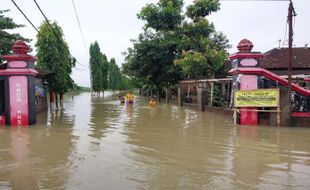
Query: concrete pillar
xmin=178 ymin=87 xmax=182 ymax=107
xmin=1 ymin=41 xmax=38 ymax=126
xmin=165 ymin=88 xmax=171 ymax=104
xmin=280 ymin=86 xmax=292 ymax=126
xmin=229 ymin=39 xmax=264 ymax=126
xmin=209 ymin=82 xmax=214 ymax=106
xmin=197 ymin=87 xmax=208 ymax=111
xmin=221 ymin=82 xmax=226 ymax=97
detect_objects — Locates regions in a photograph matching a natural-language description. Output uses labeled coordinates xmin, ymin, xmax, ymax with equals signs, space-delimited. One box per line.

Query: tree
xmin=138 ymin=0 xmax=183 ymax=31
xmin=89 ymin=41 xmax=109 ymax=95
xmin=123 ymin=0 xmax=230 ymax=97
xmin=123 ymin=31 xmax=182 ymax=90
xmin=0 ymin=9 xmax=30 ymax=63
xmin=186 ymin=0 xmax=220 ymax=21
xmin=89 ymin=41 xmax=102 ymax=93
xmin=35 ymin=21 xmax=75 ymax=106
xmin=175 ymin=0 xmax=230 ymax=79
xmin=108 ymin=58 xmax=125 ymax=91
xmin=100 ymin=53 xmax=109 ymax=91
xmin=123 ymin=0 xmax=184 ymax=93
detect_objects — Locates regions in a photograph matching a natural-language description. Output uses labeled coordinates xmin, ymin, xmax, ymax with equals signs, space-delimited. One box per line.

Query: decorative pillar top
xmin=12 ymin=40 xmax=30 ymax=55
xmin=1 ymin=40 xmax=37 ymax=62
xmin=229 ymin=39 xmax=263 ymax=60
xmin=237 ymin=39 xmax=253 ymax=53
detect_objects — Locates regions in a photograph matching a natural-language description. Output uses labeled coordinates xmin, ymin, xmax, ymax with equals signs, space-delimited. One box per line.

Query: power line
xmin=70 ymin=0 xmax=92 ymax=92
xmin=257 ymin=40 xmax=279 ymax=50
xmin=32 ymin=0 xmax=87 ymax=67
xmin=10 ymin=0 xmax=39 ymax=33
xmin=71 ymin=0 xmax=88 ymax=54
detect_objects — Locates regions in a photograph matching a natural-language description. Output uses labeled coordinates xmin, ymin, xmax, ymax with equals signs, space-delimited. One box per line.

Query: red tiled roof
xmin=260 ymin=47 xmax=310 ymax=69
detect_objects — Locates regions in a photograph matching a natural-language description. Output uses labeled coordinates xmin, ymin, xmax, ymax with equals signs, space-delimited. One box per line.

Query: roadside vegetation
xmin=122 ymin=0 xmax=230 ymax=95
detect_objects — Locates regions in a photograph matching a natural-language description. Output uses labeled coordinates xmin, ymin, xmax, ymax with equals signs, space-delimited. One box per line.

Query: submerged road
xmin=0 ymin=92 xmax=310 ymax=189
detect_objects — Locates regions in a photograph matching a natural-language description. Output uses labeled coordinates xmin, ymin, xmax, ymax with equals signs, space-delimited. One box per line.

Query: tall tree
xmin=89 ymin=41 xmax=109 ymax=95
xmin=108 ymin=58 xmax=125 ymax=91
xmin=89 ymin=41 xmax=103 ymax=94
xmin=100 ymin=53 xmax=109 ymax=92
xmin=123 ymin=0 xmax=230 ymax=90
xmin=0 ymin=9 xmax=30 ymax=63
xmin=35 ymin=21 xmax=75 ymax=106
xmin=123 ymin=0 xmax=184 ymax=92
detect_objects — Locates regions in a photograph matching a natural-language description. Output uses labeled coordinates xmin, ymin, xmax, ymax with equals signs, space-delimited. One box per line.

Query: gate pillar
xmin=1 ymin=41 xmax=38 ymax=126
xmin=229 ymin=39 xmax=263 ymax=125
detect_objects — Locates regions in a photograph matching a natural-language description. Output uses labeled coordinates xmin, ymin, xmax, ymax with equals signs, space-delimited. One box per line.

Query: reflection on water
xmin=0 ymin=92 xmax=310 ymax=190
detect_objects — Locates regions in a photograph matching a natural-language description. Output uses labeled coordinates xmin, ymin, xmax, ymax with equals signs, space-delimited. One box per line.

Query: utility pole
xmin=287 ymin=0 xmax=296 ymax=125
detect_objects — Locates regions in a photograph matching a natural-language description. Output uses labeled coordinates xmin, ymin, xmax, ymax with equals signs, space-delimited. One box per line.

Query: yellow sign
xmin=234 ymin=89 xmax=279 ymax=107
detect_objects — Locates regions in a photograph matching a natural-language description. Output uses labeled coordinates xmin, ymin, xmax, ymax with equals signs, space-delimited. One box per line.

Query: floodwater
xmin=1 ymin=92 xmax=310 ymax=190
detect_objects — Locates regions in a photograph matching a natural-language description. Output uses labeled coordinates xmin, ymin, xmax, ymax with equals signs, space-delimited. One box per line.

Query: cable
xmin=10 ymin=0 xmax=39 ymax=33
xmin=70 ymin=0 xmax=92 ymax=91
xmin=11 ymin=0 xmax=89 ymax=86
xmin=32 ymin=0 xmax=87 ymax=67
xmin=71 ymin=0 xmax=88 ymax=54
xmin=257 ymin=40 xmax=279 ymax=50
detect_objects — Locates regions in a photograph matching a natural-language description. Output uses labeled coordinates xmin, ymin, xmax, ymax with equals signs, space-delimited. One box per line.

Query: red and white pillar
xmin=229 ymin=39 xmax=264 ymax=125
xmin=1 ymin=41 xmax=38 ymax=126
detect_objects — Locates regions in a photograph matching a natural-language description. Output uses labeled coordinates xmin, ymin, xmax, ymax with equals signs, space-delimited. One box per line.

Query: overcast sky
xmin=2 ymin=0 xmax=309 ymax=87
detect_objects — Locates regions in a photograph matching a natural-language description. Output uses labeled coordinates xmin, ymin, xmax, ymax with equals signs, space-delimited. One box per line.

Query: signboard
xmin=234 ymin=89 xmax=279 ymax=107
xmin=240 ymin=58 xmax=258 ymax=67
xmin=9 ymin=76 xmax=29 ymax=126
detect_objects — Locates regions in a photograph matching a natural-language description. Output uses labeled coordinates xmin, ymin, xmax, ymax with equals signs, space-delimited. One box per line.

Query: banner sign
xmin=234 ymin=89 xmax=279 ymax=107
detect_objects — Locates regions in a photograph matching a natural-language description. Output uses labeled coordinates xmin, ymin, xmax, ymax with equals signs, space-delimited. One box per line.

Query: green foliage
xmin=101 ymin=53 xmax=109 ymax=90
xmin=89 ymin=42 xmax=101 ymax=91
xmin=138 ymin=0 xmax=183 ymax=31
xmin=123 ymin=0 xmax=230 ymax=91
xmin=174 ymin=51 xmax=207 ymax=79
xmin=175 ymin=1 xmax=229 ymax=79
xmin=108 ymin=58 xmax=125 ymax=91
xmin=186 ymin=0 xmax=220 ymax=21
xmin=177 ymin=18 xmax=214 ymax=51
xmin=209 ymin=83 xmax=225 ymax=107
xmin=89 ymin=41 xmax=109 ymax=92
xmin=72 ymin=83 xmax=90 ymax=92
xmin=123 ymin=30 xmax=182 ymax=89
xmin=175 ymin=46 xmax=227 ymax=79
xmin=35 ymin=21 xmax=75 ymax=94
xmin=0 ymin=9 xmax=30 ymax=63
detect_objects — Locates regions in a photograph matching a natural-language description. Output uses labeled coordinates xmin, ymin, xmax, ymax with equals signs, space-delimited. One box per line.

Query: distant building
xmin=259 ymin=47 xmax=310 ymax=76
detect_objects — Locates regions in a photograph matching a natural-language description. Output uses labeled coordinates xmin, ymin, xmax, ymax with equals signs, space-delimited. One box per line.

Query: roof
xmin=260 ymin=47 xmax=310 ymax=69
xmin=0 ymin=63 xmax=53 ymax=78
xmin=35 ymin=68 xmax=54 ymax=78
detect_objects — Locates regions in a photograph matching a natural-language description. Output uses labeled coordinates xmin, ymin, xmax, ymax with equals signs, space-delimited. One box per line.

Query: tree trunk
xmin=60 ymin=92 xmax=64 ymax=107
xmin=55 ymin=93 xmax=59 ymax=108
xmin=50 ymin=90 xmax=54 ymax=103
xmin=156 ymin=89 xmax=160 ymax=102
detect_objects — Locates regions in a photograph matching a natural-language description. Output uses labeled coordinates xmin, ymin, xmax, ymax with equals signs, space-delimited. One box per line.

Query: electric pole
xmin=287 ymin=0 xmax=296 ymax=125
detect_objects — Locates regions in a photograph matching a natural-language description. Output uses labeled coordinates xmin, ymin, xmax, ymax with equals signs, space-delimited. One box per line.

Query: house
xmin=259 ymin=47 xmax=310 ymax=76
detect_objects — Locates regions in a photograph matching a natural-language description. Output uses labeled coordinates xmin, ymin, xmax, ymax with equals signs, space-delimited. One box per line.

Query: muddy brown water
xmin=0 ymin=92 xmax=310 ymax=190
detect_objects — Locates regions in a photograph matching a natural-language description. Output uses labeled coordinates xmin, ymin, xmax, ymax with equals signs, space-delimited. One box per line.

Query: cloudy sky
xmin=2 ymin=0 xmax=309 ymax=87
